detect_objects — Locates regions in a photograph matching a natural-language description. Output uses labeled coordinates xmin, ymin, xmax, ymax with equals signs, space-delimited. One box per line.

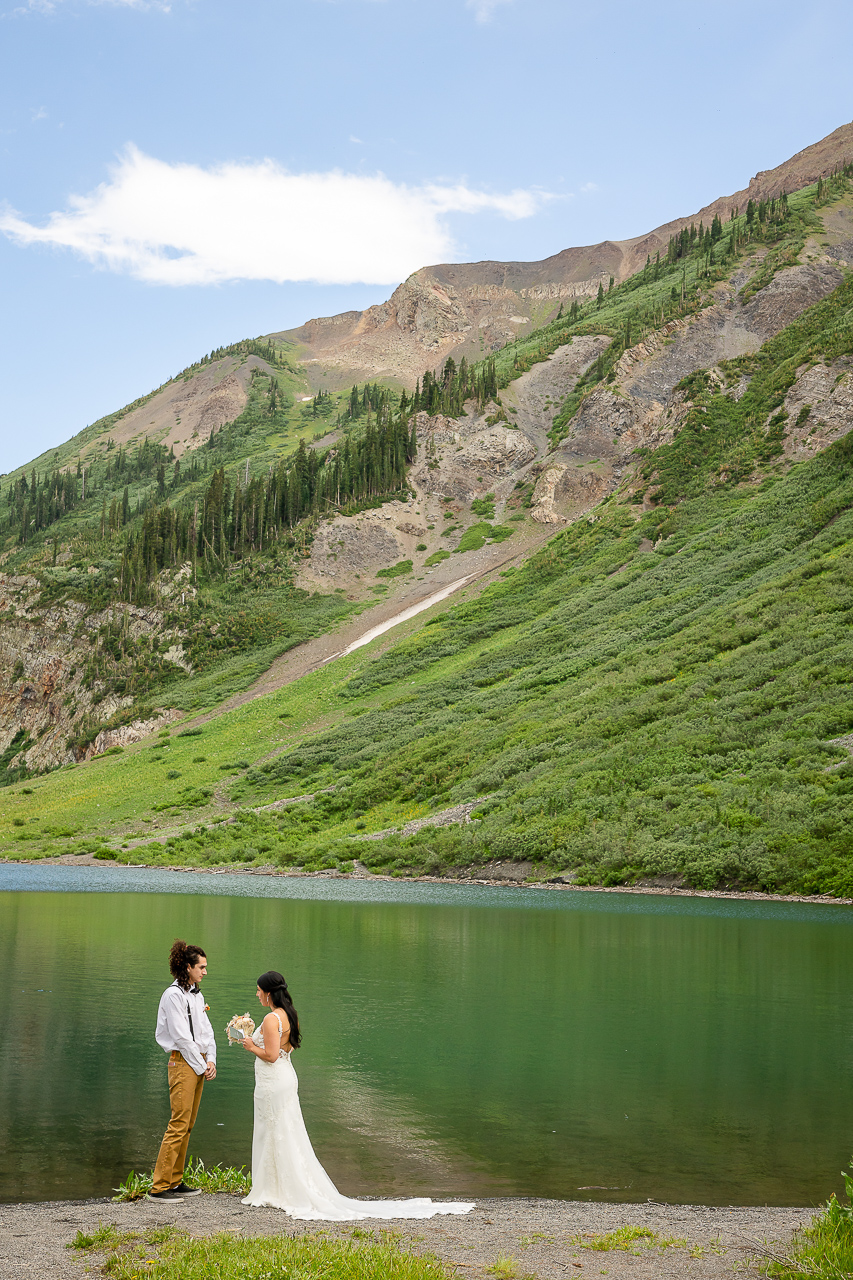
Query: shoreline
xmin=0 ymin=1193 xmax=816 ymax=1280
xmin=2 ymin=855 xmax=852 ymax=906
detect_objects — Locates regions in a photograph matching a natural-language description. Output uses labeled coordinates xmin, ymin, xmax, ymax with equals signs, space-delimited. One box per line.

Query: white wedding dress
xmin=241 ymin=1015 xmax=474 ymax=1221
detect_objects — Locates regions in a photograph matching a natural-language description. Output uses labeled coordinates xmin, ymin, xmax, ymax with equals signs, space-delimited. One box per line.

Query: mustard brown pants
xmin=152 ymin=1051 xmax=206 ymax=1193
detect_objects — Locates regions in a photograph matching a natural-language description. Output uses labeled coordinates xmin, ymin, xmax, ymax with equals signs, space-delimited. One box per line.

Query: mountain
xmin=2 ymin=132 xmax=853 ymax=900
xmin=278 ymin=121 xmax=853 ymax=387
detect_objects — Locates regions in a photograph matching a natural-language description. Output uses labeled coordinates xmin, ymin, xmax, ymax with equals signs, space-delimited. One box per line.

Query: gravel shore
xmin=0 ymin=1195 xmax=814 ymax=1278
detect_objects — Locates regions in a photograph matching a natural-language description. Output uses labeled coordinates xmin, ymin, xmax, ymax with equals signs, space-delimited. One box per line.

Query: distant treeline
xmin=118 ymin=419 xmax=416 ymax=601
xmin=5 ymin=439 xmax=211 ymax=544
xmin=175 ymin=336 xmax=293 ymax=380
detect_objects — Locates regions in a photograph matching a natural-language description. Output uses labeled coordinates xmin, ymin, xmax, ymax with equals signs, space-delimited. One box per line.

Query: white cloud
xmin=465 ymin=0 xmax=514 ymax=22
xmin=0 ymin=146 xmax=548 ymax=287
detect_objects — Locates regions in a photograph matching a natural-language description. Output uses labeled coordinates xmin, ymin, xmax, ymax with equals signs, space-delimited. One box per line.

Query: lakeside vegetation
xmin=762 ymin=1165 xmax=853 ymax=1279
xmin=71 ymin=1223 xmax=451 ymax=1280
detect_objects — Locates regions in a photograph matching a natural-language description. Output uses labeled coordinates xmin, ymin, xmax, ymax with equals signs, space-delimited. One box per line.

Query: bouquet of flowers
xmin=225 ymin=1012 xmax=255 ymax=1044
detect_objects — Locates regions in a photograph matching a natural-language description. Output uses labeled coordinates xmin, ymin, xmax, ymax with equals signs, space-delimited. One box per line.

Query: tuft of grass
xmin=453 ymin=523 xmax=514 ymax=554
xmin=112 ymin=1169 xmax=153 ymax=1201
xmin=485 ymin=1255 xmax=520 ymax=1279
xmin=763 ymin=1164 xmax=853 ymax=1279
xmin=184 ymin=1155 xmax=252 ymax=1195
xmin=111 ymin=1156 xmax=250 ymax=1201
xmin=69 ymin=1223 xmax=124 ymax=1251
xmin=471 ymin=494 xmax=497 ymax=519
xmin=377 ymin=560 xmax=414 ymax=579
xmin=72 ymin=1225 xmax=452 ymax=1280
xmin=572 ymin=1225 xmax=685 ymax=1253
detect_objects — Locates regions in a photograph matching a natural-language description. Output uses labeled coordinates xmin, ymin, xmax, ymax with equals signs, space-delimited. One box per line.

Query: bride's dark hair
xmin=257 ymin=971 xmax=301 ymax=1049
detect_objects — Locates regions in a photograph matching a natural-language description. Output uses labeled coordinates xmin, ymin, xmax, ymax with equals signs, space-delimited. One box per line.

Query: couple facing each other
xmin=150 ymin=938 xmax=473 ymax=1222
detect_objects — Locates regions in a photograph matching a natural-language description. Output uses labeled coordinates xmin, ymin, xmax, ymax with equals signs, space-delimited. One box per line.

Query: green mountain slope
xmin=3 ymin=224 xmax=853 ymax=894
xmin=2 ymin=166 xmax=853 ymax=897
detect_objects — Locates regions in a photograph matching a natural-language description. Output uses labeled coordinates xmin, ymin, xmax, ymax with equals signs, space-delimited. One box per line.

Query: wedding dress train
xmin=241 ymin=1022 xmax=474 ymax=1221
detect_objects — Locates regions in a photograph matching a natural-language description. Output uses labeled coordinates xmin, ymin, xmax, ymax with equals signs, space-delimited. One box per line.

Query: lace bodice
xmin=252 ymin=1011 xmax=290 ymax=1057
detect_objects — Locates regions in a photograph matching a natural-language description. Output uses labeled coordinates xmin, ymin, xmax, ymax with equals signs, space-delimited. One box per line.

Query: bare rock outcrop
xmin=530 ymin=466 xmax=569 ymax=524
xmin=783 ymin=360 xmax=853 ymax=459
xmin=0 ymin=574 xmax=188 ymax=773
xmin=562 ymin=388 xmax=644 ymax=454
xmin=192 ymin=372 xmax=247 ymax=442
xmin=618 ymin=260 xmax=845 ymax=412
xmin=88 ymin=708 xmax=183 ymax=758
xmin=530 ymin=463 xmax=612 ymax=524
xmin=301 ymin=502 xmax=413 ymax=585
xmin=409 ymin=410 xmax=536 ymax=501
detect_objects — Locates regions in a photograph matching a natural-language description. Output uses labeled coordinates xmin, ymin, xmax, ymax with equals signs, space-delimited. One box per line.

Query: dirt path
xmin=0 ymin=1194 xmax=813 ymax=1279
xmin=187 ymin=520 xmax=551 ymax=725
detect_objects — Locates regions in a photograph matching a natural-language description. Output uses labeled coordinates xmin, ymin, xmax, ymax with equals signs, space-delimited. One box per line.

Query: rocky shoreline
xmin=0 ymin=1193 xmax=815 ymax=1279
xmin=3 ymin=855 xmax=852 ymax=907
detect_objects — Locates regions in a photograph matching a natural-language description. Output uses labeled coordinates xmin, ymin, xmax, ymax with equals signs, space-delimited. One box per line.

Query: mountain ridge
xmin=279 ymin=120 xmax=853 ymax=387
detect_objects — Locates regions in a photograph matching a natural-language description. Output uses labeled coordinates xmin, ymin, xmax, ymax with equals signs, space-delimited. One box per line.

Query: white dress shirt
xmin=155 ymin=980 xmax=217 ymax=1076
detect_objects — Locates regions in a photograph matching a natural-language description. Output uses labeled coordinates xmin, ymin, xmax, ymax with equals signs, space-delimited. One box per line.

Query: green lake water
xmin=2 ymin=865 xmax=852 ymax=1207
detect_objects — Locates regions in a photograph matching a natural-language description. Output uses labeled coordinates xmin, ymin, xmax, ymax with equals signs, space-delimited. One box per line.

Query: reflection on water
xmin=1 ymin=866 xmax=851 ymax=1205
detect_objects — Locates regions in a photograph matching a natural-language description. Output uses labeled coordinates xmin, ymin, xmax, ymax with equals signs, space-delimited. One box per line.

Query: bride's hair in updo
xmin=257 ymin=971 xmax=301 ymax=1049
xmin=169 ymin=939 xmax=206 ymax=991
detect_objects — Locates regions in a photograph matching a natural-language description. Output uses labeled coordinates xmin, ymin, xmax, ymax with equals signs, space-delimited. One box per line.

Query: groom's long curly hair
xmin=258 ymin=971 xmax=301 ymax=1049
xmin=169 ymin=938 xmax=206 ymax=991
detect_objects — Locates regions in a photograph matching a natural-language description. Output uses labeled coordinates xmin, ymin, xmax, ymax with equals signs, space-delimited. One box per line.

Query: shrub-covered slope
xmin=234 ymin=429 xmax=853 ymax=895
xmin=4 ymin=264 xmax=852 ymax=894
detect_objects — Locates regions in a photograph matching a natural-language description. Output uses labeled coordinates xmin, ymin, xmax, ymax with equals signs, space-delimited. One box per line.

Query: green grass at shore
xmin=71 ymin=1225 xmax=451 ymax=1280
xmin=112 ymin=1156 xmax=251 ymax=1201
xmin=762 ymin=1166 xmax=853 ymax=1279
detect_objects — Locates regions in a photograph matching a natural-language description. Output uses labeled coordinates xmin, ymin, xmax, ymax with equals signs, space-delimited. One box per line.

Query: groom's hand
xmin=204 ymin=1061 xmax=217 ymax=1079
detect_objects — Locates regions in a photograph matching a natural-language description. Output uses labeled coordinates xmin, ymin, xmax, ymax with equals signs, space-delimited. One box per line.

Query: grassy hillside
xmin=4 ymin=256 xmax=853 ymax=894
xmin=2 ymin=172 xmax=853 ymax=896
xmin=2 ymin=173 xmax=843 ymax=759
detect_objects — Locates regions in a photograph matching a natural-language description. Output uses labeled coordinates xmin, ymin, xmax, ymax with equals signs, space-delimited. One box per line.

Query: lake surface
xmin=2 ymin=865 xmax=852 ymax=1206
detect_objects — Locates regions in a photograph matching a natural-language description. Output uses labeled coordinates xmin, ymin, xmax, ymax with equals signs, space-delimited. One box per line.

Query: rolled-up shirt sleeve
xmin=198 ymin=1003 xmax=216 ymax=1066
xmin=155 ymin=985 xmax=208 ymax=1076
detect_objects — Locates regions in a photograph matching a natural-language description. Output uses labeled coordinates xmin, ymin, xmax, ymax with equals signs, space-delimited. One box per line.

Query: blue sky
xmin=1 ymin=0 xmax=851 ymax=472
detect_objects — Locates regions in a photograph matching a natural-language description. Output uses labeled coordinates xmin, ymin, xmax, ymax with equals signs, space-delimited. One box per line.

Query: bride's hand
xmin=241 ymin=1034 xmax=255 ymax=1053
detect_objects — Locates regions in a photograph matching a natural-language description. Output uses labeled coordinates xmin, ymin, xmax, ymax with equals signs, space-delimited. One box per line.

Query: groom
xmin=148 ymin=939 xmax=217 ymax=1201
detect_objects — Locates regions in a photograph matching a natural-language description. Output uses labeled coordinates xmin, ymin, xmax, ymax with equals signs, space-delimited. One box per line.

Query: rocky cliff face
xmin=0 ymin=575 xmax=188 ymax=774
xmin=279 ymin=122 xmax=853 ymax=389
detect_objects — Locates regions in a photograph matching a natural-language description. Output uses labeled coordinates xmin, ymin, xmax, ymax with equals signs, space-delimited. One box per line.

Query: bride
xmin=240 ymin=971 xmax=474 ymax=1221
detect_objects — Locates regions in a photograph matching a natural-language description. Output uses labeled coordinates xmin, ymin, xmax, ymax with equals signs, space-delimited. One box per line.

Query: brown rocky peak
xmin=274 ymin=121 xmax=853 ymax=390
